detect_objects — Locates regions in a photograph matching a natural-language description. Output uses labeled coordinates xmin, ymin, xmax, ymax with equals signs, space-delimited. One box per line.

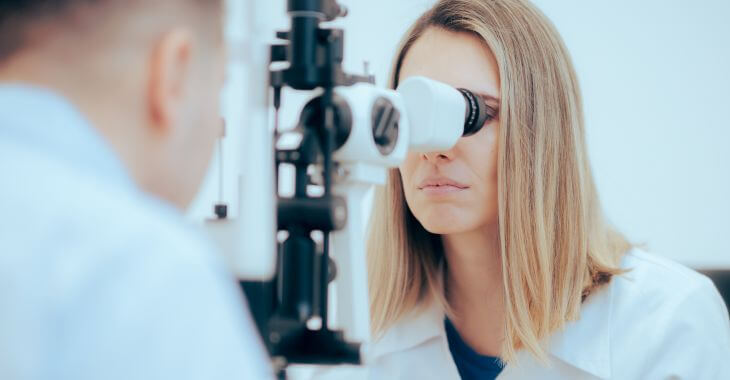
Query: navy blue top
xmin=444 ymin=318 xmax=505 ymax=380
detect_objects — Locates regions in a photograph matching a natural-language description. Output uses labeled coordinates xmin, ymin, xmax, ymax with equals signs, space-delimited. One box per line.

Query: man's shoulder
xmin=0 ymin=140 xmax=217 ymax=270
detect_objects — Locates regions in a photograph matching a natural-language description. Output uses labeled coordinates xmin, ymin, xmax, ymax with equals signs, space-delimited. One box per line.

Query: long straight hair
xmin=367 ymin=0 xmax=632 ymax=364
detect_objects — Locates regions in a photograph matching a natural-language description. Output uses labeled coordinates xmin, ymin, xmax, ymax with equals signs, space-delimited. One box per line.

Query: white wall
xmin=530 ymin=0 xmax=730 ymax=268
xmin=189 ymin=0 xmax=730 ymax=269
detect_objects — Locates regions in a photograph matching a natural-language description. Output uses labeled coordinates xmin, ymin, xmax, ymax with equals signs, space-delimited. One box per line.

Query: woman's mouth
xmin=417 ymin=176 xmax=469 ymax=196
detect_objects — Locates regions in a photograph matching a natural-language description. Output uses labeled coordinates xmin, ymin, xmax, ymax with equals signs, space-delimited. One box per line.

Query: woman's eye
xmin=483 ymin=104 xmax=499 ymax=124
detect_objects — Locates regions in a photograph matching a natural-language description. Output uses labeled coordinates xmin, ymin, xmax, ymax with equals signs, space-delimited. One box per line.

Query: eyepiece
xmin=458 ymin=88 xmax=488 ymax=137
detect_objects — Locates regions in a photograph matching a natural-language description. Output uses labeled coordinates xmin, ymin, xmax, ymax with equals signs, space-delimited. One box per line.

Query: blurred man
xmin=0 ymin=1 xmax=273 ymax=379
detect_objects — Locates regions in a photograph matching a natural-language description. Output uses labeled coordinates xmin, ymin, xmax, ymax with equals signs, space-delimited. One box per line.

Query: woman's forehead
xmin=399 ymin=27 xmax=500 ymax=99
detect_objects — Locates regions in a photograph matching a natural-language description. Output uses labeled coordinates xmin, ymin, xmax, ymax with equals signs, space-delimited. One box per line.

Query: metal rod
xmin=218 ymin=137 xmax=224 ymax=203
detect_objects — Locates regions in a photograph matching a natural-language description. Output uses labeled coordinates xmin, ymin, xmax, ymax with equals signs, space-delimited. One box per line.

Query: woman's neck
xmin=442 ymin=224 xmax=505 ymax=357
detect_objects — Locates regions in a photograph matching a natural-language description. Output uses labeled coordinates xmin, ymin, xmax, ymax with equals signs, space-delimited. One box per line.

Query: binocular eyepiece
xmin=459 ymin=88 xmax=490 ymax=137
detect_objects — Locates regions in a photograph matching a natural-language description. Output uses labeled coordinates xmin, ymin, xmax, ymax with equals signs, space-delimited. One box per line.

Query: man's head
xmin=0 ymin=0 xmax=225 ymax=208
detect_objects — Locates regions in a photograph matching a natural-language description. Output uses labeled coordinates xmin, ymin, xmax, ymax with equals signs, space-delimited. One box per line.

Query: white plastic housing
xmin=332 ymin=83 xmax=410 ymax=169
xmin=203 ymin=0 xmax=276 ymax=280
xmin=397 ymin=76 xmax=466 ymax=152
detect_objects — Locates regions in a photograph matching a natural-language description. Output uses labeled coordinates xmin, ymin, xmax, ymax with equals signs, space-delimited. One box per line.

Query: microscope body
xmin=205 ymin=0 xmax=490 ymax=374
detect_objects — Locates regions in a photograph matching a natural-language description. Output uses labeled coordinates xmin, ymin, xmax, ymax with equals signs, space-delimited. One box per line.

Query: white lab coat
xmin=0 ymin=85 xmax=274 ymax=379
xmin=309 ymin=248 xmax=730 ymax=379
xmin=364 ymin=248 xmax=730 ymax=379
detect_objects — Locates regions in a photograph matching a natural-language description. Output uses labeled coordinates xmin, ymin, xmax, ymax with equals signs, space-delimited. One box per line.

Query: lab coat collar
xmin=0 ymin=84 xmax=136 ymax=190
xmin=543 ymin=281 xmax=613 ymax=379
xmin=369 ymin=277 xmax=614 ymax=379
xmin=368 ymin=300 xmax=445 ymax=359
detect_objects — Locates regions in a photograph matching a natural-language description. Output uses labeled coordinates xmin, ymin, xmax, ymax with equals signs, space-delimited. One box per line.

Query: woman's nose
xmin=421 ymin=150 xmax=453 ymax=163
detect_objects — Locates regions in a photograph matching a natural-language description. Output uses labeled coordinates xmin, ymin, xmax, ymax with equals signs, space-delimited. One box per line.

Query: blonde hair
xmin=367 ymin=0 xmax=632 ymax=364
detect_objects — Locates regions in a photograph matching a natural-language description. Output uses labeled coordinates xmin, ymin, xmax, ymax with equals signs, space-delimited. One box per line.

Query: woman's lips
xmin=417 ymin=176 xmax=469 ymax=196
xmin=419 ymin=184 xmax=468 ymax=196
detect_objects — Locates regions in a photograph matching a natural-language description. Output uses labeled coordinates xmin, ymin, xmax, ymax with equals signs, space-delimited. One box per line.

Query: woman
xmin=365 ymin=0 xmax=730 ymax=379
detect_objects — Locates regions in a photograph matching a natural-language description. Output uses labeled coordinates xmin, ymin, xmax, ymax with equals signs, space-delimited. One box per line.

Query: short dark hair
xmin=0 ymin=0 xmax=220 ymax=62
xmin=0 ymin=1 xmax=87 ymax=60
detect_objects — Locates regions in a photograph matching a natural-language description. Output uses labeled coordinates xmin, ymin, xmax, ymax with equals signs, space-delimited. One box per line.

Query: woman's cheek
xmin=399 ymin=154 xmax=419 ymax=188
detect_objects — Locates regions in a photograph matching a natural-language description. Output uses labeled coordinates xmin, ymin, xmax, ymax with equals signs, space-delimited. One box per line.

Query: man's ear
xmin=147 ymin=29 xmax=193 ymax=134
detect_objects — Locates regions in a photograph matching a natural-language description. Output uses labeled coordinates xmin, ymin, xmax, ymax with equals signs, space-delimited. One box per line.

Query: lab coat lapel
xmin=543 ymin=283 xmax=614 ymax=379
xmin=367 ymin=300 xmax=444 ymax=360
xmin=368 ymin=272 xmax=614 ymax=379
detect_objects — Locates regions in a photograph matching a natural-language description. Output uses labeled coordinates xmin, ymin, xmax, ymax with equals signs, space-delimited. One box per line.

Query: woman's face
xmin=399 ymin=28 xmax=501 ymax=235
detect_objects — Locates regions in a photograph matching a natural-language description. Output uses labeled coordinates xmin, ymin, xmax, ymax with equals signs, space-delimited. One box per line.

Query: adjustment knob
xmin=371 ymin=97 xmax=400 ymax=155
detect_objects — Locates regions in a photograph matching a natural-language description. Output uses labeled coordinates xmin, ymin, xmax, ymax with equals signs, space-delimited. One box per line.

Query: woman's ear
xmin=147 ymin=28 xmax=193 ymax=135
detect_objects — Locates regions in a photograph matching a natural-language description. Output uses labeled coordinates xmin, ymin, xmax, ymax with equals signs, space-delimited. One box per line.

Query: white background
xmin=189 ymin=0 xmax=730 ymax=269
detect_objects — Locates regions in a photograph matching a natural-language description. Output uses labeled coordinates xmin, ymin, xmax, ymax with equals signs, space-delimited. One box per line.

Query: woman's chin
xmin=422 ymin=224 xmax=467 ymax=235
xmin=417 ymin=214 xmax=476 ymax=235
xmin=410 ymin=203 xmax=484 ymax=235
